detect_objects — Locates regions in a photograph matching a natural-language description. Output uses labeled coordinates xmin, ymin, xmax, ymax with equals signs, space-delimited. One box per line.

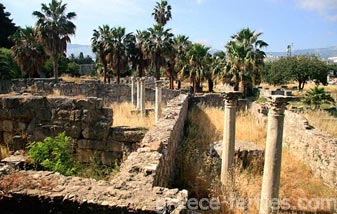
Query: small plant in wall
xmin=27 ymin=132 xmax=78 ymax=176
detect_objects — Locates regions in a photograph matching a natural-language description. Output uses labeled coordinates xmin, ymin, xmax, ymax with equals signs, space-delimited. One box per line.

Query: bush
xmin=27 ymin=132 xmax=78 ymax=176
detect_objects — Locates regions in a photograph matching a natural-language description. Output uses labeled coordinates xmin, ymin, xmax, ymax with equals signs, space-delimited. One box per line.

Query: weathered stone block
xmin=64 ymin=124 xmax=82 ymax=139
xmin=3 ymin=120 xmax=13 ymax=132
xmin=75 ymin=149 xmax=97 ymax=163
xmin=109 ymin=126 xmax=148 ymax=143
xmin=35 ymin=108 xmax=52 ymax=121
xmin=82 ymin=122 xmax=110 ymax=141
xmin=2 ymin=97 xmax=21 ymax=109
xmin=69 ymin=110 xmax=82 ymax=122
xmin=106 ymin=141 xmax=124 ymax=152
xmin=22 ymin=96 xmax=47 ymax=108
xmin=3 ymin=132 xmax=12 ymax=146
xmin=101 ymin=151 xmax=121 ymax=166
xmin=57 ymin=110 xmax=71 ymax=120
xmin=77 ymin=139 xmax=106 ymax=150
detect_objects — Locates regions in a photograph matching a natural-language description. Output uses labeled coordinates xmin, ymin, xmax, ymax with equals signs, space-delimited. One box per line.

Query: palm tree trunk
xmin=53 ymin=54 xmax=59 ymax=82
xmin=239 ymin=79 xmax=246 ymax=98
xmin=155 ymin=62 xmax=160 ymax=80
xmin=103 ymin=64 xmax=107 ymax=83
xmin=208 ymin=78 xmax=213 ymax=92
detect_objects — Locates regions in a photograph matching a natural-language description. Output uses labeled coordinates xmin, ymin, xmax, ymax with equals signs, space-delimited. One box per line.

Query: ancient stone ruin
xmin=0 ymin=79 xmax=336 ymax=213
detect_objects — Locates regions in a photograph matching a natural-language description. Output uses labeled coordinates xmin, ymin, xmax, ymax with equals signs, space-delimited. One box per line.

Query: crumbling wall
xmin=0 ymin=95 xmax=147 ymax=165
xmin=1 ymin=79 xmax=181 ymax=104
xmin=0 ymin=94 xmax=190 ymax=213
xmin=251 ymin=102 xmax=337 ymax=189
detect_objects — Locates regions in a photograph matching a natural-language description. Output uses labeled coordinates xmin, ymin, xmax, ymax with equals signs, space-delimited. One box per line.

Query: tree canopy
xmin=0 ymin=3 xmax=17 ymax=49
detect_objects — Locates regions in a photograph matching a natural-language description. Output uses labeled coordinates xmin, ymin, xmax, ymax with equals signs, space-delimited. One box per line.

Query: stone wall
xmin=1 ymin=79 xmax=181 ymax=104
xmin=0 ymin=94 xmax=190 ymax=213
xmin=251 ymin=102 xmax=337 ymax=189
xmin=0 ymin=95 xmax=147 ymax=165
xmin=191 ymin=93 xmax=248 ymax=110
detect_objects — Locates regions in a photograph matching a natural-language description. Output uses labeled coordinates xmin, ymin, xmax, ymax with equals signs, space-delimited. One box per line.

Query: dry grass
xmin=110 ymin=102 xmax=155 ymax=127
xmin=0 ymin=145 xmax=9 ymax=159
xmin=181 ymin=105 xmax=337 ymax=213
xmin=304 ymin=110 xmax=337 ymax=138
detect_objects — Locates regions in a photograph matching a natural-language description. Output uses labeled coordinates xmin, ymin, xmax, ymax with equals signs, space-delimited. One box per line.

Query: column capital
xmin=131 ymin=76 xmax=135 ymax=80
xmin=155 ymin=80 xmax=162 ymax=87
xmin=140 ymin=77 xmax=146 ymax=82
xmin=267 ymin=95 xmax=292 ymax=116
xmin=223 ymin=91 xmax=242 ymax=106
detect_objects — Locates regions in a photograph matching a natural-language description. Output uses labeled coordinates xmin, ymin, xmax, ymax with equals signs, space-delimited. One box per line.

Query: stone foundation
xmin=0 ymin=94 xmax=190 ymax=213
xmin=0 ymin=95 xmax=147 ymax=165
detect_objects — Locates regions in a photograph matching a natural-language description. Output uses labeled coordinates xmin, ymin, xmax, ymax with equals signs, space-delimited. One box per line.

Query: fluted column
xmin=155 ymin=80 xmax=162 ymax=123
xmin=221 ymin=91 xmax=242 ymax=185
xmin=260 ymin=96 xmax=290 ymax=214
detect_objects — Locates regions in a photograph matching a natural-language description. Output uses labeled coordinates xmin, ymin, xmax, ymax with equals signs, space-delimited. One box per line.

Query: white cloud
xmin=196 ymin=0 xmax=204 ymax=5
xmin=296 ymin=0 xmax=337 ymax=21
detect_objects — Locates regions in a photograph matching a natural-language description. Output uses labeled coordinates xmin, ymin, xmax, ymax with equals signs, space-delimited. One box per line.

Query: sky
xmin=2 ymin=0 xmax=337 ymax=52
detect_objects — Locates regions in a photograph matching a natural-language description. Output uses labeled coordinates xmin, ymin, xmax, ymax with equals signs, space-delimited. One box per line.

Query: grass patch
xmin=304 ymin=110 xmax=337 ymax=137
xmin=110 ymin=102 xmax=155 ymax=127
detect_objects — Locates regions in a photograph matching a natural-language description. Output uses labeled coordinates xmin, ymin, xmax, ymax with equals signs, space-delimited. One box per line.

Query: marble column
xmin=131 ymin=77 xmax=135 ymax=106
xmin=136 ymin=77 xmax=140 ymax=110
xmin=155 ymin=80 xmax=162 ymax=123
xmin=221 ymin=91 xmax=242 ymax=185
xmin=140 ymin=77 xmax=146 ymax=115
xmin=260 ymin=96 xmax=290 ymax=214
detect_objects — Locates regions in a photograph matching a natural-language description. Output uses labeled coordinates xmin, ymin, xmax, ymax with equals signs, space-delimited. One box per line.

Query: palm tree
xmin=208 ymin=51 xmax=226 ymax=92
xmin=304 ymin=87 xmax=335 ymax=110
xmin=152 ymin=0 xmax=172 ymax=26
xmin=225 ymin=28 xmax=268 ymax=97
xmin=106 ymin=27 xmax=133 ymax=84
xmin=145 ymin=24 xmax=173 ymax=80
xmin=10 ymin=27 xmax=47 ymax=77
xmin=91 ymin=25 xmax=111 ymax=83
xmin=187 ymin=43 xmax=210 ymax=93
xmin=172 ymin=35 xmax=191 ymax=89
xmin=33 ymin=0 xmax=76 ymax=81
xmin=129 ymin=30 xmax=151 ymax=78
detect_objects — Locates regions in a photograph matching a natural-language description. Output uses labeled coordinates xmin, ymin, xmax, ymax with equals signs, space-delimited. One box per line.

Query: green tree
xmin=0 ymin=3 xmax=17 ymax=48
xmin=152 ymin=0 xmax=172 ymax=26
xmin=226 ymin=28 xmax=268 ymax=97
xmin=0 ymin=48 xmax=21 ymax=80
xmin=10 ymin=27 xmax=47 ymax=78
xmin=187 ymin=43 xmax=210 ymax=93
xmin=172 ymin=35 xmax=191 ymax=89
xmin=33 ymin=0 xmax=76 ymax=81
xmin=264 ymin=55 xmax=329 ymax=90
xmin=106 ymin=27 xmax=133 ymax=84
xmin=145 ymin=24 xmax=173 ymax=80
xmin=130 ymin=30 xmax=150 ymax=77
xmin=91 ymin=25 xmax=111 ymax=83
xmin=209 ymin=51 xmax=226 ymax=92
xmin=304 ymin=87 xmax=335 ymax=109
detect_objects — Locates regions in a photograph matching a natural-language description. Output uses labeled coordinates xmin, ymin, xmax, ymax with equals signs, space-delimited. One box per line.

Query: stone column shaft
xmin=136 ymin=78 xmax=140 ymax=110
xmin=155 ymin=81 xmax=162 ymax=123
xmin=260 ymin=96 xmax=289 ymax=214
xmin=140 ymin=78 xmax=146 ymax=115
xmin=131 ymin=77 xmax=135 ymax=106
xmin=221 ymin=91 xmax=241 ymax=185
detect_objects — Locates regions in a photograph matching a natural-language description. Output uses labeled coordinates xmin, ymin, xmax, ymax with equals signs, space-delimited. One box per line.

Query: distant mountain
xmin=67 ymin=44 xmax=337 ymax=61
xmin=67 ymin=44 xmax=95 ymax=58
xmin=267 ymin=46 xmax=337 ymax=59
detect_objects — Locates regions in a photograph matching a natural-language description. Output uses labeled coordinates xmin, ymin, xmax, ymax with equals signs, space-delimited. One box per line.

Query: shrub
xmin=27 ymin=132 xmax=78 ymax=176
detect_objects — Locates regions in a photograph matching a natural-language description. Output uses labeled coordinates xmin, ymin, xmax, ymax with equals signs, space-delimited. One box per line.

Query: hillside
xmin=67 ymin=44 xmax=337 ymax=60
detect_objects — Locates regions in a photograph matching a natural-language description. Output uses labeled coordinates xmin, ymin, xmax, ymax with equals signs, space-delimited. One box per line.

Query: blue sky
xmin=2 ymin=0 xmax=337 ymax=52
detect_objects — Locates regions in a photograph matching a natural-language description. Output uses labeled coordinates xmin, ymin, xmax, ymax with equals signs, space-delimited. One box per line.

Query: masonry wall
xmin=251 ymin=102 xmax=337 ymax=189
xmin=2 ymin=79 xmax=181 ymax=104
xmin=0 ymin=95 xmax=147 ymax=165
xmin=0 ymin=94 xmax=190 ymax=213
